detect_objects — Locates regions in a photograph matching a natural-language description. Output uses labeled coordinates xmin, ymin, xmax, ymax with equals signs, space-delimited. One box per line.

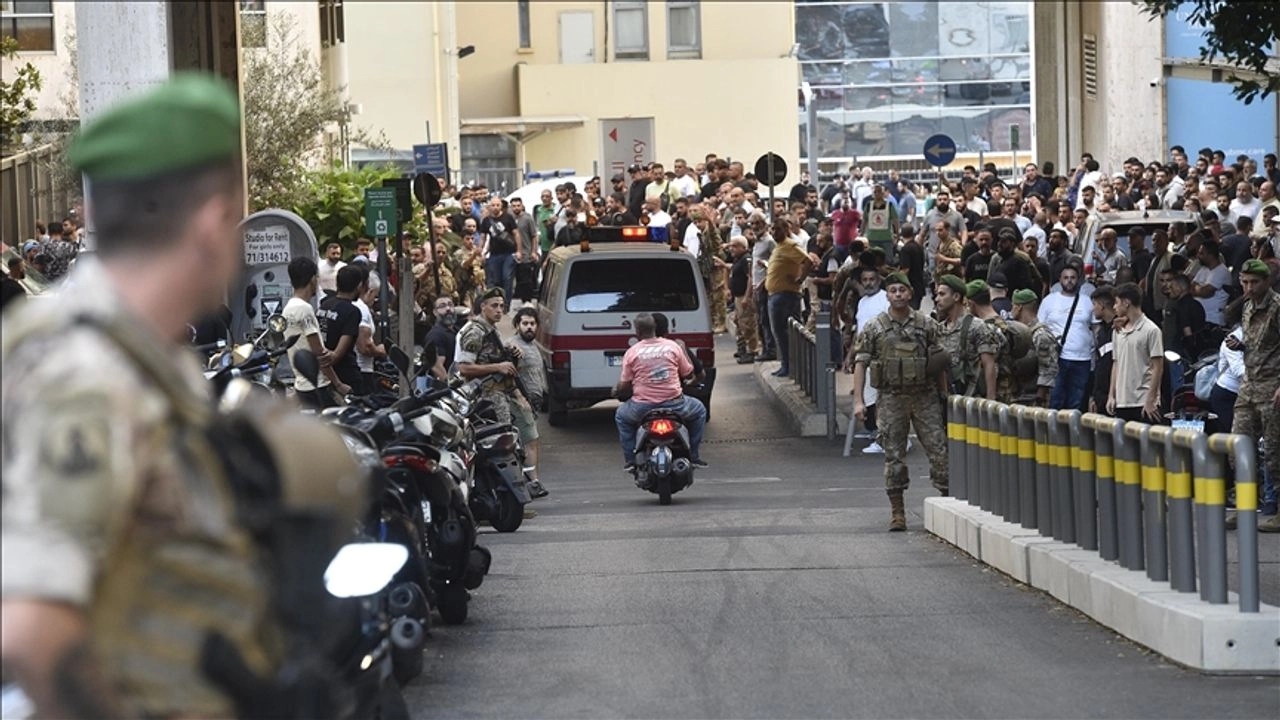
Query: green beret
xmin=965 ymin=279 xmax=989 ymax=299
xmin=1012 ymin=288 xmax=1039 ymax=305
xmin=481 ymin=286 xmax=505 ymax=302
xmin=1241 ymin=258 xmax=1271 ymax=278
xmin=938 ymin=274 xmax=966 ymax=295
xmin=68 ymin=73 xmax=241 ymax=181
xmin=870 ymin=246 xmax=886 ymax=258
xmin=884 ymin=271 xmax=910 ymax=289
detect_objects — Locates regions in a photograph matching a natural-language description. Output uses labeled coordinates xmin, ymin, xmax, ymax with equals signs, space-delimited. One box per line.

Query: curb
xmin=924 ymin=497 xmax=1280 ymax=674
xmin=752 ymin=358 xmax=849 ymax=437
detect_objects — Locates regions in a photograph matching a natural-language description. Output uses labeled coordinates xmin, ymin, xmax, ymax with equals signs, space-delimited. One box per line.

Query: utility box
xmin=229 ymin=209 xmax=319 ymax=342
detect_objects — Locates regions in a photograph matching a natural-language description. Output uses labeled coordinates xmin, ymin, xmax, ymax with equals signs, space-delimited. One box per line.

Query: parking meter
xmin=230 ymin=209 xmax=320 ymax=342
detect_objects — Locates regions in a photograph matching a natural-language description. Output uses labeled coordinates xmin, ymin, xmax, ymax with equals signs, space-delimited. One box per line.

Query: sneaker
xmin=1225 ymin=511 xmax=1238 ymax=531
xmin=623 ymin=463 xmax=636 ymax=475
xmin=853 ymin=430 xmax=875 ymax=439
xmin=528 ymin=479 xmax=549 ymax=499
xmin=906 ymin=438 xmax=914 ymax=453
xmin=1259 ymin=514 xmax=1280 ymax=533
xmin=736 ymin=354 xmax=755 ymax=365
xmin=772 ymin=368 xmax=789 ymax=377
xmin=522 ymin=507 xmax=538 ymax=519
xmin=862 ymin=441 xmax=885 ymax=455
xmin=691 ymin=458 xmax=709 ymax=468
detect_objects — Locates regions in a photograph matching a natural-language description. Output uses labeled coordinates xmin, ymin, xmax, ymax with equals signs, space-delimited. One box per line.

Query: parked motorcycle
xmin=631 ymin=409 xmax=696 ymax=505
xmin=202 ymin=313 xmax=296 ymax=397
xmin=1164 ymin=349 xmax=1219 ymax=432
xmin=458 ymin=378 xmax=533 ymax=532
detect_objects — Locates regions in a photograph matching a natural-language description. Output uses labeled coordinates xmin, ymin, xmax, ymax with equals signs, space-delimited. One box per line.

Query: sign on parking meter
xmin=364 ymin=187 xmax=399 ymax=238
xmin=230 ymin=209 xmax=319 ymax=342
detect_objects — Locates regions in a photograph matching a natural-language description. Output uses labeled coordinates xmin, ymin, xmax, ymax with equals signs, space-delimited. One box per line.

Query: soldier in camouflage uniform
xmin=1231 ymin=259 xmax=1280 ymax=532
xmin=965 ymin=279 xmax=1016 ymax=404
xmin=832 ymin=259 xmax=861 ymax=366
xmin=692 ymin=209 xmax=729 ymax=334
xmin=414 ymin=243 xmax=459 ymax=310
xmin=934 ymin=274 xmax=999 ymax=399
xmin=454 ymin=244 xmax=487 ymax=309
xmin=852 ymin=272 xmax=950 ymax=531
xmin=1 ymin=75 xmax=360 ymax=719
xmin=1012 ymin=289 xmax=1059 ymax=406
xmin=455 ymin=287 xmax=531 ymax=425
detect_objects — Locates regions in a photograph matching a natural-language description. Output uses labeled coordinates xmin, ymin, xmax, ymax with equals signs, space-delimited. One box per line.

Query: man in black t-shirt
xmin=896 ymin=225 xmax=926 ymax=309
xmin=1088 ymin=286 xmax=1117 ymax=415
xmin=318 ymin=265 xmax=365 ymax=394
xmin=963 ymin=227 xmax=996 ymax=281
xmin=424 ymin=295 xmax=461 ymax=382
xmin=479 ymin=197 xmax=520 ymax=302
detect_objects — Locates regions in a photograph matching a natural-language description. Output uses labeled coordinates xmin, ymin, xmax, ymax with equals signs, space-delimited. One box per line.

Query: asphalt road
xmin=406 ymin=337 xmax=1280 ymax=719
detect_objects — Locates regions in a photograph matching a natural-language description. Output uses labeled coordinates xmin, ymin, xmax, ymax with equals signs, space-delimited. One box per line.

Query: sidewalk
xmin=752 ymin=356 xmax=855 ymax=438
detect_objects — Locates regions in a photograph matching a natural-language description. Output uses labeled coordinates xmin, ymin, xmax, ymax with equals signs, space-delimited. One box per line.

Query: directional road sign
xmin=364 ymin=187 xmax=399 ymax=238
xmin=413 ymin=172 xmax=442 ymax=207
xmin=923 ymin=134 xmax=957 ymax=167
xmin=413 ymin=142 xmax=449 ymax=177
xmin=753 ymin=152 xmax=788 ymax=187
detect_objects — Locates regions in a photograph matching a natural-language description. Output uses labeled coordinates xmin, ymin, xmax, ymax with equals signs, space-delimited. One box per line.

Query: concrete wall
xmin=517 ymin=57 xmax=799 ymax=181
xmin=1078 ymin=1 xmax=1165 ymax=172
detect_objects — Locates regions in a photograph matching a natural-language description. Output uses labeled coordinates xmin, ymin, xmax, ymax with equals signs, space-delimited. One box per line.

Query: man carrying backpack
xmin=1011 ymin=289 xmax=1059 ymax=406
xmin=966 ymin=279 xmax=1018 ymax=404
xmin=935 ymin=274 xmax=999 ymax=399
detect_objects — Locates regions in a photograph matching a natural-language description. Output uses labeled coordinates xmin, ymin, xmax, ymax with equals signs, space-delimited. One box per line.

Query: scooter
xmin=463 ymin=380 xmax=533 ymax=532
xmin=203 ymin=313 xmax=297 ymax=397
xmin=1163 ymin=349 xmax=1218 ymax=432
xmin=632 ymin=409 xmax=696 ymax=505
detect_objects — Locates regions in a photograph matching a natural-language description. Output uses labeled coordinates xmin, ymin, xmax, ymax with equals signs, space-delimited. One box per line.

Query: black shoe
xmin=528 ymin=479 xmax=549 ymax=499
xmin=772 ymin=368 xmax=789 ymax=377
xmin=691 ymin=458 xmax=709 ymax=468
xmin=755 ymin=353 xmax=777 ymax=362
xmin=736 ymin=354 xmax=755 ymax=365
xmin=623 ymin=463 xmax=636 ymax=475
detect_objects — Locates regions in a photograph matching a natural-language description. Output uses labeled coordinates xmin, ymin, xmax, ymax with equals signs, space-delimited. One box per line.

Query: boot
xmin=888 ymin=491 xmax=907 ymax=532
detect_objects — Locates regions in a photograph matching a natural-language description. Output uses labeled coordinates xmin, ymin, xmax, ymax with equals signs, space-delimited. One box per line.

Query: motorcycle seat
xmin=474 ymin=423 xmax=513 ymax=440
xmin=640 ymin=409 xmax=684 ymax=423
xmin=383 ymin=445 xmax=440 ymax=461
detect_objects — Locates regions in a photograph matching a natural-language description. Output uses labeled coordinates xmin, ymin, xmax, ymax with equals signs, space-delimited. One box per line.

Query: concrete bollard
xmin=1033 ymin=409 xmax=1052 ymax=536
xmin=1117 ymin=421 xmax=1145 ymax=572
xmin=1072 ymin=412 xmax=1097 ymax=551
xmin=1140 ymin=425 xmax=1169 ymax=583
xmin=1016 ymin=405 xmax=1036 ymax=529
xmin=1091 ymin=415 xmax=1120 ymax=562
xmin=1163 ymin=431 xmax=1196 ymax=594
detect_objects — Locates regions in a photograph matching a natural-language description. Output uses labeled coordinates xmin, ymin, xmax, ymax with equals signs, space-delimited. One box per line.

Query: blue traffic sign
xmin=413 ymin=143 xmax=449 ymax=177
xmin=922 ymin=134 xmax=957 ymax=167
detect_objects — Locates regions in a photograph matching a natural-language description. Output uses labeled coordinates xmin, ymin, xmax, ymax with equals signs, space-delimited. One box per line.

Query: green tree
xmin=0 ymin=36 xmax=44 ymax=154
xmin=290 ymin=163 xmax=434 ymax=250
xmin=1139 ymin=0 xmax=1280 ymax=103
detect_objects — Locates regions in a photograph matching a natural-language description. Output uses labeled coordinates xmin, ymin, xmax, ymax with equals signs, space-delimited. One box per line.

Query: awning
xmin=1162 ymin=57 xmax=1280 ymax=84
xmin=459 ymin=115 xmax=586 ymax=143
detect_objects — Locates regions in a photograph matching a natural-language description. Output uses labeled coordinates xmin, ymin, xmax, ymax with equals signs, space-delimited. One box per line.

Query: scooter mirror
xmin=1163 ymin=350 xmax=1182 ymax=364
xmin=293 ymin=349 xmax=321 ymax=387
xmin=389 ymin=345 xmax=412 ymax=378
xmin=323 ymin=542 xmax=409 ymax=598
xmin=281 ymin=333 xmax=301 ymax=350
xmin=267 ymin=313 xmax=288 ymax=335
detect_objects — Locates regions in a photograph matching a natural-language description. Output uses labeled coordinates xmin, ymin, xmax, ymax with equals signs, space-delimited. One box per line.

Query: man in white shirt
xmin=1038 ymin=261 xmax=1094 ymax=411
xmin=749 ymin=213 xmax=777 ymax=360
xmin=671 ymin=158 xmax=700 ymax=199
xmin=853 ymin=265 xmax=891 ymax=454
xmin=318 ymin=241 xmax=346 ymax=296
xmin=283 ymin=256 xmax=349 ymax=408
xmin=354 ymin=267 xmax=386 ymax=395
xmin=644 ymin=194 xmax=672 ymax=230
xmin=1229 ymin=181 xmax=1262 ymax=223
xmin=1191 ymin=240 xmax=1231 ymax=325
xmin=852 ymin=167 xmax=875 ymax=210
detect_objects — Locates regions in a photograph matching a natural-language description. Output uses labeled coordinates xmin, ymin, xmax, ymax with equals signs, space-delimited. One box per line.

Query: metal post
xmin=1017 ymin=406 xmax=1036 ymax=528
xmin=396 ymin=250 xmax=414 ymax=396
xmin=815 ymin=312 xmax=831 ymax=413
xmin=768 ymin=154 xmax=777 ymax=222
xmin=1048 ymin=412 xmax=1066 ymax=542
xmin=826 ymin=367 xmax=837 ymax=440
xmin=376 ymin=236 xmax=391 ymax=342
xmin=964 ymin=397 xmax=979 ymax=505
xmin=1140 ymin=426 xmax=1168 ymax=582
xmin=1095 ymin=418 xmax=1119 ymax=562
xmin=1209 ymin=434 xmax=1259 ymax=612
xmin=1164 ymin=432 xmax=1196 ymax=593
xmin=948 ymin=397 xmax=964 ymax=497
xmin=1033 ymin=409 xmax=1053 ymax=536
xmin=1075 ymin=412 xmax=1097 ymax=551
xmin=988 ymin=401 xmax=1005 ymax=517
xmin=978 ymin=401 xmax=992 ymax=512
xmin=999 ymin=404 xmax=1017 ymax=523
xmin=1116 ymin=422 xmax=1144 ymax=572
xmin=1056 ymin=410 xmax=1078 ymax=545
xmin=1190 ymin=433 xmax=1227 ymax=604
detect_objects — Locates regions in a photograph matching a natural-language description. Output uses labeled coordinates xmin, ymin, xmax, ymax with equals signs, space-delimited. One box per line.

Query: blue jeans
xmin=485 ymin=252 xmax=516 ymax=302
xmin=768 ymin=291 xmax=803 ymax=375
xmin=1050 ymin=358 xmax=1090 ymax=411
xmin=615 ymin=396 xmax=707 ymax=465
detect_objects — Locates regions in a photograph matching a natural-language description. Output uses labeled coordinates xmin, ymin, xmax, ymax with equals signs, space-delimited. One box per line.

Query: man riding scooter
xmin=613 ymin=313 xmax=709 ymax=476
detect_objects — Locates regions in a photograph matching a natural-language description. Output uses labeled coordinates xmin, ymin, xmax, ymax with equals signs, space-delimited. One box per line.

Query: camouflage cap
xmin=1012 ymin=288 xmax=1039 ymax=305
xmin=1241 ymin=258 xmax=1271 ymax=278
xmin=938 ymin=274 xmax=966 ymax=295
xmin=68 ymin=73 xmax=241 ymax=182
xmin=884 ymin=271 xmax=911 ymax=289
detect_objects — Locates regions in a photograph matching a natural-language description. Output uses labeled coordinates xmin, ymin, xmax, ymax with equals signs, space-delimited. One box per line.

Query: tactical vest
xmin=869 ymin=314 xmax=931 ymax=389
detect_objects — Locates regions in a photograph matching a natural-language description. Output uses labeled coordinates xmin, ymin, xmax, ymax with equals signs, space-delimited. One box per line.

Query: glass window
xmin=518 ymin=0 xmax=530 ymax=49
xmin=888 ymin=2 xmax=938 ymax=58
xmin=797 ymin=3 xmax=888 ymax=61
xmin=240 ymin=0 xmax=266 ymax=49
xmin=565 ymin=258 xmax=700 ymax=313
xmin=842 ymin=59 xmax=892 ymax=85
xmin=461 ymin=135 xmax=518 ymax=194
xmin=801 ymin=62 xmax=844 ymax=86
xmin=1 ymin=0 xmax=53 ymax=52
xmin=614 ymin=1 xmax=648 ymax=60
xmin=667 ymin=1 xmax=700 ymax=59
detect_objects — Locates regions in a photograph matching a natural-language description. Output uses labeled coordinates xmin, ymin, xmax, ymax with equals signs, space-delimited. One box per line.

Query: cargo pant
xmin=709 ymin=272 xmax=729 ymax=334
xmin=755 ymin=285 xmax=776 ymax=357
xmin=734 ymin=291 xmax=760 ymax=356
xmin=1232 ymin=391 xmax=1280 ymax=509
xmin=878 ymin=385 xmax=949 ymax=494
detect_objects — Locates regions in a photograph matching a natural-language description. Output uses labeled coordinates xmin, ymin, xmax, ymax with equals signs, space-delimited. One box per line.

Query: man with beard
xmin=963 ymin=226 xmax=996 ymax=281
xmin=1040 ymin=261 xmax=1095 ymax=410
xmin=934 ymin=274 xmax=998 ymax=398
xmin=424 ymin=295 xmax=464 ymax=382
xmin=987 ymin=224 xmax=1042 ymax=297
xmin=923 ymin=189 xmax=967 ymax=277
xmin=1141 ymin=229 xmax=1174 ymax=320
xmin=506 ymin=307 xmax=550 ymax=499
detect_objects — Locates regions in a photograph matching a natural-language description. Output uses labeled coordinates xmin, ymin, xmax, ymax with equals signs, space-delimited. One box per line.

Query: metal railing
xmin=1 ymin=143 xmax=76 ymax=249
xmin=787 ymin=311 xmax=839 ymax=438
xmin=947 ymin=397 xmax=1263 ymax=612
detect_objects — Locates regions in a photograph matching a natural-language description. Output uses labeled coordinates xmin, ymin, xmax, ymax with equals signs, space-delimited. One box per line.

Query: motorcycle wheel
xmin=490 ymin=491 xmax=525 ymax=533
xmin=375 ymin=683 xmax=411 ymax=720
xmin=436 ymin=585 xmax=469 ymax=625
xmin=657 ymin=477 xmax=672 ymax=506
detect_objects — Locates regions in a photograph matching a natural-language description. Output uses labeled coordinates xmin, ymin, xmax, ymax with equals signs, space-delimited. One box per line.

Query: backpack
xmin=1013 ymin=322 xmax=1052 ymax=383
xmin=994 ymin=317 xmax=1033 ymax=360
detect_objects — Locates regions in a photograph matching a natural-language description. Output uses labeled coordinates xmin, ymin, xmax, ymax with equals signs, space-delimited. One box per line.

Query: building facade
xmin=796 ymin=1 xmax=1034 ymax=175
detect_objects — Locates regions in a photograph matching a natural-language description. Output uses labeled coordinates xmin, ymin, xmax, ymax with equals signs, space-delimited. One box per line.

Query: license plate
xmin=607 ymin=354 xmax=624 ymax=367
xmin=1172 ymin=419 xmax=1204 ymax=433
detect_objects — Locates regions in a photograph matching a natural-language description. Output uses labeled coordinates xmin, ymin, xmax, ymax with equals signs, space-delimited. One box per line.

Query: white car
xmin=505 ymin=175 xmax=596 ymax=212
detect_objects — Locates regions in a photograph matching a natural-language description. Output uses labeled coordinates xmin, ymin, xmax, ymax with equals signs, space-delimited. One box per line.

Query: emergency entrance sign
xmin=243 ymin=225 xmax=291 ymax=265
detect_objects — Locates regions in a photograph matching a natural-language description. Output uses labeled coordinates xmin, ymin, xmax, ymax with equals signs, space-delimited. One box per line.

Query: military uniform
xmin=853 ymin=308 xmax=950 ymax=496
xmin=937 ymin=310 xmax=999 ymax=396
xmin=415 ymin=260 xmax=458 ymax=309
xmin=982 ymin=316 xmax=1016 ymax=404
xmin=456 ymin=314 xmax=529 ymax=424
xmin=1028 ymin=320 xmax=1060 ymax=397
xmin=1233 ymin=283 xmax=1280 ymax=505
xmin=697 ymin=224 xmax=728 ymax=334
